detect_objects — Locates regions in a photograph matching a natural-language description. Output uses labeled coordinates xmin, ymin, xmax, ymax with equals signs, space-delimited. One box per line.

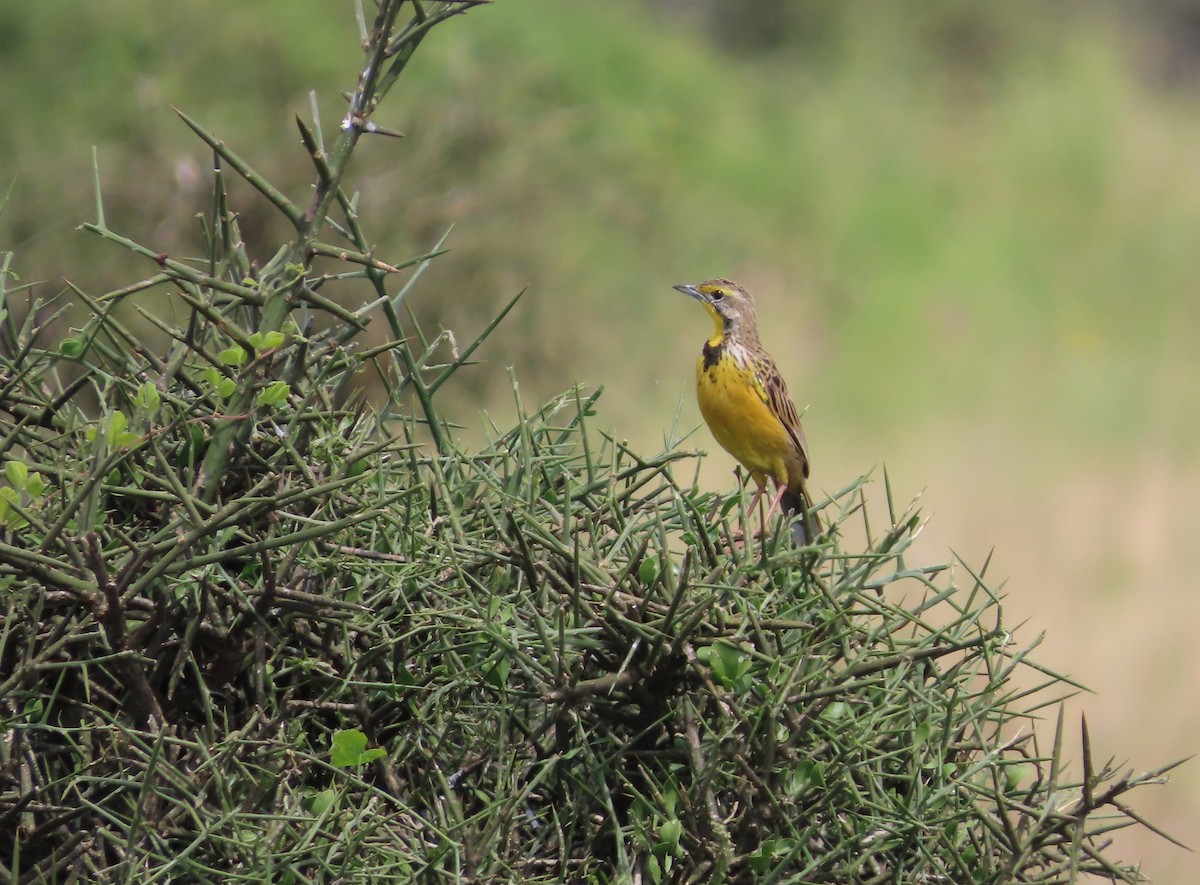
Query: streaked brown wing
xmin=752 ymin=353 xmax=810 ymax=477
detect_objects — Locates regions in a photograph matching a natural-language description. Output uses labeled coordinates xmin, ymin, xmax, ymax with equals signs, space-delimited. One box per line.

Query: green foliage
xmin=0 ymin=290 xmax=1179 ymax=879
xmin=331 ymin=728 xmax=387 ymax=769
xmin=0 ymin=2 xmax=1181 ymax=882
xmin=5 ymin=1 xmax=1200 ymax=451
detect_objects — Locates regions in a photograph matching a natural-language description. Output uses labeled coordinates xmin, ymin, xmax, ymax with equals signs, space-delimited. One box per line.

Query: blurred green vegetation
xmin=2 ymin=0 xmax=1196 ymax=877
xmin=4 ymin=0 xmax=1199 ymax=460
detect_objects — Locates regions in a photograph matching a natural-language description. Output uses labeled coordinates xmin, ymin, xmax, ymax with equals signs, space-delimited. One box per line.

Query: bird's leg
xmin=747 ymin=482 xmax=788 ymax=548
xmin=746 ymin=479 xmax=767 ymax=516
xmin=763 ymin=482 xmax=789 ymax=523
xmin=757 ymin=481 xmax=775 ymax=552
xmin=724 ymin=476 xmax=766 ymax=550
xmin=745 ymin=479 xmax=774 ymax=547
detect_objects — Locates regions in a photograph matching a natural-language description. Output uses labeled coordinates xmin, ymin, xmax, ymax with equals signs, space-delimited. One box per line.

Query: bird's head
xmin=672 ymin=278 xmax=757 ymax=346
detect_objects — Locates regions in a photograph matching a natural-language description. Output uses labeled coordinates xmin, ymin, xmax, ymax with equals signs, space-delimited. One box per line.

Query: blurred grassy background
xmin=2 ymin=0 xmax=1196 ymax=876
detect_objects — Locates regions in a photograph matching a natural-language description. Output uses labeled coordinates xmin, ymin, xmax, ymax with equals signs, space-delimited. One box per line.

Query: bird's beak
xmin=673 ymin=283 xmax=706 ymax=303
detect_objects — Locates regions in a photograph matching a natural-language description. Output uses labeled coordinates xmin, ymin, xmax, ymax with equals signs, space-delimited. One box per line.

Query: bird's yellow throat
xmin=703 ymin=303 xmax=727 ymax=349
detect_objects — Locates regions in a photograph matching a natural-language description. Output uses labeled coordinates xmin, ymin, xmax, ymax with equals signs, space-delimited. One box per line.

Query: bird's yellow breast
xmin=695 ymin=347 xmax=799 ymax=488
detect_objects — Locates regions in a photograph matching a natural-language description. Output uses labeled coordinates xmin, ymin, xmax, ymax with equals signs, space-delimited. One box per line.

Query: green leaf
xmin=699 ymin=640 xmax=754 ymax=692
xmin=1006 ymin=763 xmax=1029 ymax=793
xmin=638 ymin=557 xmax=659 ymax=585
xmin=58 ymin=338 xmax=86 ymax=358
xmin=105 ymin=409 xmax=139 ymax=448
xmin=136 ymin=381 xmax=161 ymax=415
xmin=330 ymin=728 xmax=372 ymax=768
xmin=256 ymin=380 xmax=291 ymax=408
xmin=5 ymin=460 xmax=27 ymax=490
xmin=716 ymin=642 xmax=748 ymax=675
xmin=25 ymin=472 xmax=46 ymax=498
xmin=823 ymin=702 xmax=849 ymax=722
xmin=330 ymin=728 xmax=366 ymax=766
xmin=747 ymin=839 xmax=777 ymax=874
xmin=661 ymin=787 xmax=677 ymax=817
xmin=484 ymin=655 xmax=511 ymax=689
xmin=0 ymin=486 xmax=21 ymax=527
xmin=786 ymin=760 xmax=825 ymax=796
xmin=306 ymin=788 xmax=338 ymax=815
xmin=106 ymin=410 xmax=128 ymax=446
xmin=218 ymin=345 xmax=247 ymax=367
xmin=658 ymin=818 xmax=682 ymax=853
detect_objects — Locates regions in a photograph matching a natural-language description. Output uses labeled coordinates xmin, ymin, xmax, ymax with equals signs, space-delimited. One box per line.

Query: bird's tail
xmin=780 ymin=485 xmax=820 ymax=546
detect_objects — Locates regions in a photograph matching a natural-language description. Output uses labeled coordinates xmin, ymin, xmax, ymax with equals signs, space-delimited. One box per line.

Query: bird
xmin=671 ymin=278 xmax=819 ymax=545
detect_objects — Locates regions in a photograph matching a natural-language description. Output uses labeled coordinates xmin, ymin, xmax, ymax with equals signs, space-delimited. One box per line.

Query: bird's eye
xmin=710 ymin=289 xmax=724 ymax=301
